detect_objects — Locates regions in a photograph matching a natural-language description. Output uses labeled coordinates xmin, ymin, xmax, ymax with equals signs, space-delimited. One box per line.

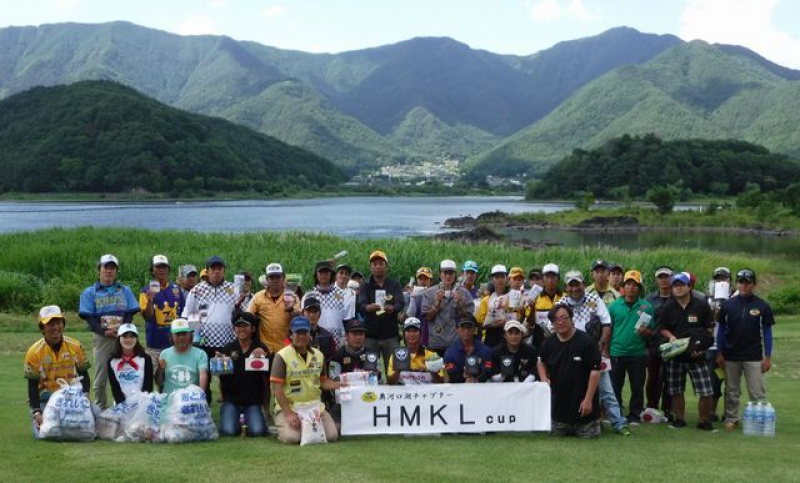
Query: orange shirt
xmin=247 ymin=290 xmax=300 ymax=354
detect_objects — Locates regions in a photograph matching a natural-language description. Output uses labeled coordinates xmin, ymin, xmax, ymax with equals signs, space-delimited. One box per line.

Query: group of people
xmin=24 ymin=250 xmax=775 ymax=441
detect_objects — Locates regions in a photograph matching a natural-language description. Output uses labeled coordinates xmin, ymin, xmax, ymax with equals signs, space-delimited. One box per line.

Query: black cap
xmin=608 ymin=262 xmax=623 ymax=273
xmin=528 ymin=267 xmax=542 ymax=278
xmin=736 ymin=269 xmax=756 ymax=283
xmin=233 ymin=312 xmax=258 ymax=327
xmin=335 ymin=263 xmax=352 ymax=274
xmin=351 ymin=271 xmax=364 ymax=279
xmin=303 ymin=296 xmax=321 ymax=310
xmin=238 ymin=270 xmax=252 ymax=280
xmin=458 ymin=313 xmax=477 ymax=328
xmin=206 ymin=256 xmax=226 ymax=268
xmin=315 ymin=260 xmax=334 ymax=273
xmin=344 ymin=318 xmax=367 ymax=332
xmin=591 ymin=259 xmax=609 ymax=270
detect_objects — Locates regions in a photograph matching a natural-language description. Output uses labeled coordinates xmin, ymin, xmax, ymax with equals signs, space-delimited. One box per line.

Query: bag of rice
xmin=295 ymin=400 xmax=327 ymax=446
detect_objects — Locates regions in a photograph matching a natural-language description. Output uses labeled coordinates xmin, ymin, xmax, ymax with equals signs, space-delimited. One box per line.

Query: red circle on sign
xmin=251 ymin=360 xmax=264 ymax=369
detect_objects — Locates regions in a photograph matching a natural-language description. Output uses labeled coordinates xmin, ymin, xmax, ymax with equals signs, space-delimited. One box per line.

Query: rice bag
xmin=162 ymin=385 xmax=218 ymax=443
xmin=295 ymin=400 xmax=327 ymax=446
xmin=39 ymin=378 xmax=96 ymax=441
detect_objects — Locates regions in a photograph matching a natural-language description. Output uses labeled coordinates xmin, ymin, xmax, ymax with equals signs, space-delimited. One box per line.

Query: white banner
xmin=341 ymin=382 xmax=551 ymax=435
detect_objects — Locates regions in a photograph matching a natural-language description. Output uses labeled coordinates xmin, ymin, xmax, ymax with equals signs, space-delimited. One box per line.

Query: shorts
xmin=550 ymin=419 xmax=601 ymax=439
xmin=664 ymin=359 xmax=713 ymax=397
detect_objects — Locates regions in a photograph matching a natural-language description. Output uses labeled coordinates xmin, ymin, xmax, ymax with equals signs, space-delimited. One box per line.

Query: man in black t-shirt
xmin=538 ymin=305 xmax=602 ymax=439
xmin=658 ymin=272 xmax=715 ymax=431
xmin=491 ymin=320 xmax=538 ymax=382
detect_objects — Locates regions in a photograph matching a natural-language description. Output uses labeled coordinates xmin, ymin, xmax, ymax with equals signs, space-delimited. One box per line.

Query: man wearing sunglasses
xmin=716 ymin=269 xmax=775 ymax=431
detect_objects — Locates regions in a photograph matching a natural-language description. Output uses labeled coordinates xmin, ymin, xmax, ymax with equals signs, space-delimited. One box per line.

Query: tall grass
xmin=0 ymin=227 xmax=792 ymax=313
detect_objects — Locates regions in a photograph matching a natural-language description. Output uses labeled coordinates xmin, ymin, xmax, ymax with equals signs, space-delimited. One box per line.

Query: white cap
xmin=565 ymin=270 xmax=585 ymax=284
xmin=490 ymin=264 xmax=508 ymax=276
xmin=117 ymin=323 xmax=139 ymax=337
xmin=504 ymin=320 xmax=528 ymax=335
xmin=266 ymin=263 xmax=284 ymax=276
xmin=347 ymin=279 xmax=360 ymax=290
xmin=655 ymin=266 xmax=674 ymax=277
xmin=152 ymin=254 xmax=169 ymax=266
xmin=542 ymin=263 xmax=560 ymax=276
xmin=98 ymin=254 xmax=119 ymax=268
xmin=403 ymin=317 xmax=422 ymax=330
xmin=440 ymin=259 xmax=457 ymax=271
xmin=39 ymin=305 xmax=65 ymax=324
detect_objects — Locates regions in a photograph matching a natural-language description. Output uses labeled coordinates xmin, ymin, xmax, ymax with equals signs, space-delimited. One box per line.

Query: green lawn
xmin=1 ymin=318 xmax=798 ymax=482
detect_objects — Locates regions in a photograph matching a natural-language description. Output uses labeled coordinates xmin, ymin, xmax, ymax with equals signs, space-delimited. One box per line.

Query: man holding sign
xmin=608 ymin=270 xmax=655 ymax=424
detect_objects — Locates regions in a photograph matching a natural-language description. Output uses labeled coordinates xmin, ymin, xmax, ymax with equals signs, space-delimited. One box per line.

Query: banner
xmin=341 ymin=382 xmax=551 ymax=435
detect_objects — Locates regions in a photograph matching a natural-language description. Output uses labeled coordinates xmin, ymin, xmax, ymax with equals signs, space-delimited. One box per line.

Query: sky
xmin=1 ymin=0 xmax=798 ymax=68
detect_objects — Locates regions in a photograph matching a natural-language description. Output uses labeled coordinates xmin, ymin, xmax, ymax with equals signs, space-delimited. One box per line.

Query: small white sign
xmin=375 ymin=290 xmax=386 ymax=309
xmin=245 ymin=357 xmax=269 ymax=372
xmin=635 ymin=312 xmax=652 ymax=330
xmin=713 ymin=281 xmax=731 ymax=300
xmin=600 ymin=357 xmax=612 ymax=372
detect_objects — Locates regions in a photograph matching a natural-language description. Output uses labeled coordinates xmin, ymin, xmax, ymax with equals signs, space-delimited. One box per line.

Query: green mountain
xmin=468 ymin=41 xmax=800 ymax=177
xmin=0 ymin=80 xmax=344 ymax=193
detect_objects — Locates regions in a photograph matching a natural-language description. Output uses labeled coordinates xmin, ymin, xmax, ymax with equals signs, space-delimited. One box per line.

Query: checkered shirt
xmin=182 ymin=281 xmax=236 ymax=348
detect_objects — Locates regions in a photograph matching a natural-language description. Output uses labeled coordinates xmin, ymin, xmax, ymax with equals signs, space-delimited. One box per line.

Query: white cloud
xmin=263 ymin=5 xmax=286 ymax=19
xmin=176 ymin=16 xmax=218 ymax=36
xmin=680 ymin=0 xmax=800 ymax=68
xmin=567 ymin=0 xmax=598 ymax=22
xmin=531 ymin=0 xmax=561 ymax=21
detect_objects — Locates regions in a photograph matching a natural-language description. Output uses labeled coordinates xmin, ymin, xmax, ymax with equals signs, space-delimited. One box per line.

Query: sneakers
xmin=616 ymin=425 xmax=632 ymax=436
xmin=696 ymin=420 xmax=717 ymax=432
xmin=723 ymin=421 xmax=739 ymax=431
xmin=668 ymin=419 xmax=687 ymax=429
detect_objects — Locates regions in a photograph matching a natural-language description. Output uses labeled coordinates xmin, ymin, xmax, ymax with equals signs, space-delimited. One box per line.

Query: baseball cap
xmin=199 ymin=268 xmax=208 ymax=279
xmin=713 ymin=267 xmax=731 ymax=278
xmin=335 ymin=263 xmax=352 ymax=274
xmin=623 ymin=270 xmax=643 ymax=286
xmin=490 ymin=264 xmax=508 ymax=276
xmin=206 ymin=256 xmax=225 ymax=268
xmin=528 ymin=267 xmax=542 ymax=278
xmin=302 ymin=296 xmax=321 ymax=310
xmin=591 ymin=259 xmax=609 ymax=270
xmin=117 ymin=323 xmax=138 ymax=337
xmin=179 ymin=264 xmax=198 ymax=277
xmin=39 ymin=305 xmax=65 ymax=324
xmin=440 ymin=259 xmax=458 ymax=272
xmin=504 ymin=320 xmax=528 ymax=334
xmin=98 ymin=254 xmax=119 ymax=268
xmin=462 ymin=260 xmax=479 ymax=273
xmin=344 ymin=318 xmax=367 ymax=332
xmin=609 ymin=262 xmax=623 ymax=273
xmin=170 ymin=318 xmax=193 ymax=334
xmin=654 ymin=266 xmax=674 ymax=277
xmin=152 ymin=254 xmax=169 ymax=267
xmin=403 ymin=317 xmax=422 ymax=331
xmin=670 ymin=272 xmax=690 ymax=286
xmin=290 ymin=316 xmax=312 ymax=333
xmin=266 ymin=263 xmax=284 ymax=276
xmin=736 ymin=269 xmax=756 ymax=283
xmin=239 ymin=270 xmax=252 ymax=280
xmin=233 ymin=312 xmax=258 ymax=327
xmin=351 ymin=271 xmax=364 ymax=279
xmin=315 ymin=260 xmax=333 ymax=272
xmin=542 ymin=263 xmax=560 ymax=276
xmin=509 ymin=267 xmax=525 ymax=279
xmin=458 ymin=314 xmax=477 ymax=328
xmin=369 ymin=250 xmax=388 ymax=263
xmin=565 ymin=270 xmax=585 ymax=285
xmin=416 ymin=267 xmax=433 ymax=279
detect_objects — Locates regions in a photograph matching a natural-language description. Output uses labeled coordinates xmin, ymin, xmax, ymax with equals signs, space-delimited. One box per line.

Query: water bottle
xmin=240 ymin=413 xmax=247 ymax=438
xmin=763 ymin=402 xmax=776 ymax=437
xmin=754 ymin=402 xmax=766 ymax=437
xmin=368 ymin=372 xmax=378 ymax=386
xmin=742 ymin=401 xmax=755 ymax=436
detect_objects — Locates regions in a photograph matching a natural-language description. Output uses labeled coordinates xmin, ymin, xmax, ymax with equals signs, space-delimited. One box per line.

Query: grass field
xmin=1 ymin=317 xmax=797 ymax=482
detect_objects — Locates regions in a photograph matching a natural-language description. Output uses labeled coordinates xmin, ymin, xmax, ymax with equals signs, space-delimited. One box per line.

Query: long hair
xmin=111 ymin=335 xmax=146 ymax=359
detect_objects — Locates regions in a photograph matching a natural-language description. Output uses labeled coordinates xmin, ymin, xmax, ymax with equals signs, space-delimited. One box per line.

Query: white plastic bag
xmin=295 ymin=401 xmax=327 ymax=446
xmin=162 ymin=385 xmax=218 ymax=443
xmin=39 ymin=378 xmax=96 ymax=441
xmin=97 ymin=393 xmax=148 ymax=441
xmin=121 ymin=392 xmax=164 ymax=443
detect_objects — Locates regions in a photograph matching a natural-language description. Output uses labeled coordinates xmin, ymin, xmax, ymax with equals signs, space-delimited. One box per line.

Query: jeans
xmin=220 ymin=403 xmax=267 ymax=437
xmin=611 ymin=356 xmax=647 ymax=420
xmin=599 ymin=371 xmax=628 ymax=430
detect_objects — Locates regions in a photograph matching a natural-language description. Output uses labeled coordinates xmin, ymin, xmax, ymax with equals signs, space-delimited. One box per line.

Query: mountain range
xmin=1 ymin=21 xmax=798 ymax=178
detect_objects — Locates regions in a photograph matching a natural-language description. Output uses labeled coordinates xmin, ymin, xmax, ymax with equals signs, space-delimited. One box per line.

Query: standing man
xmin=444 ymin=315 xmax=493 ymax=383
xmin=177 ymin=264 xmax=199 ymax=298
xmin=608 ymin=270 xmax=655 ymax=424
xmin=248 ymin=262 xmax=301 ymax=357
xmin=140 ymin=254 xmax=185 ymax=376
xmin=658 ymin=272 xmax=716 ymax=430
xmin=270 ymin=317 xmax=341 ymax=444
xmin=558 ymin=270 xmax=630 ymax=435
xmin=526 ymin=263 xmax=563 ymax=348
xmin=182 ymin=256 xmax=237 ymax=357
xmin=461 ymin=260 xmax=481 ymax=301
xmin=646 ymin=265 xmax=674 ymax=418
xmin=609 ymin=263 xmax=625 ymax=294
xmin=406 ymin=266 xmax=433 ymax=345
xmin=476 ymin=265 xmax=512 ymax=349
xmin=25 ymin=305 xmax=91 ymax=437
xmin=334 ymin=263 xmax=357 ymax=334
xmin=587 ymin=260 xmax=621 ymax=305
xmin=307 ymin=261 xmax=354 ymax=349
xmin=538 ymin=305 xmax=602 ymax=439
xmin=357 ymin=250 xmax=405 ymax=374
xmin=79 ymin=254 xmax=139 ymax=409
xmin=717 ymin=269 xmax=775 ymax=431
xmin=422 ymin=259 xmax=475 ymax=356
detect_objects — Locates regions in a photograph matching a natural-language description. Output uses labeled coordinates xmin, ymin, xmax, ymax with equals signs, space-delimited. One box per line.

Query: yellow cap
xmin=623 ymin=270 xmax=643 ymax=286
xmin=509 ymin=266 xmax=525 ymax=279
xmin=416 ymin=266 xmax=433 ymax=278
xmin=369 ymin=250 xmax=388 ymax=263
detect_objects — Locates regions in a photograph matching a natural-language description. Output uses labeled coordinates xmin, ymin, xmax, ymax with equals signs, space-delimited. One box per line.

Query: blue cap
xmin=462 ymin=260 xmax=479 ymax=273
xmin=670 ymin=272 xmax=690 ymax=286
xmin=206 ymin=256 xmax=226 ymax=268
xmin=290 ymin=316 xmax=312 ymax=333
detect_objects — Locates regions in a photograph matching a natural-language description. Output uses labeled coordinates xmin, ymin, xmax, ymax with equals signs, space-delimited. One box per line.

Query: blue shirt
xmin=79 ymin=281 xmax=140 ymax=334
xmin=444 ymin=337 xmax=493 ymax=383
xmin=140 ymin=282 xmax=185 ymax=350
